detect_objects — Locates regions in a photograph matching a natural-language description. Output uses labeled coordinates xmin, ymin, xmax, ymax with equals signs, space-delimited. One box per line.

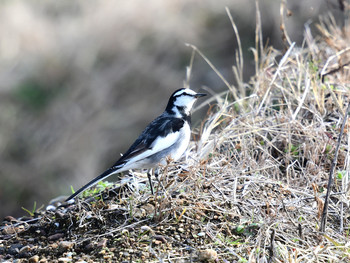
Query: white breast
xmin=171 ymin=122 xmax=191 ymax=161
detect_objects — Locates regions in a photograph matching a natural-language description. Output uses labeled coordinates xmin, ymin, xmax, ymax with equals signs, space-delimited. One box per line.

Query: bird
xmin=66 ymin=88 xmax=206 ymax=201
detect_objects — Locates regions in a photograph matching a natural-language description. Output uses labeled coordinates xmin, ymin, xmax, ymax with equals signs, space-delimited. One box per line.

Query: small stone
xmin=50 ymin=243 xmax=58 ymax=249
xmin=55 ymin=211 xmax=65 ymax=219
xmin=140 ymin=226 xmax=152 ymax=233
xmin=46 ymin=205 xmax=56 ymax=212
xmin=198 ymin=249 xmax=218 ymax=262
xmin=97 ymin=238 xmax=107 ymax=248
xmin=107 ymin=204 xmax=119 ymax=210
xmin=142 ymin=203 xmax=155 ymax=215
xmin=154 ymin=235 xmax=167 ymax=243
xmin=58 ymin=258 xmax=72 ymax=263
xmin=8 ymin=243 xmax=24 ymax=255
xmin=2 ymin=225 xmax=25 ymax=235
xmin=19 ymin=245 xmax=31 ymax=253
xmin=48 ymin=233 xmax=64 ymax=241
xmin=4 ymin=216 xmax=18 ymax=222
xmin=178 ymin=227 xmax=185 ymax=233
xmin=19 ymin=251 xmax=30 ymax=258
xmin=197 ymin=232 xmax=206 ymax=237
xmin=59 ymin=241 xmax=74 ymax=252
xmin=133 ymin=208 xmax=145 ymax=218
xmin=29 ymin=255 xmax=39 ymax=263
xmin=84 ymin=241 xmax=94 ymax=251
xmin=103 ymin=254 xmax=112 ymax=260
xmin=153 ymin=240 xmax=162 ymax=245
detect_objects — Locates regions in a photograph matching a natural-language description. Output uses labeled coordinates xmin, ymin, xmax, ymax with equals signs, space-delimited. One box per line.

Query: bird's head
xmin=165 ymin=88 xmax=206 ymax=117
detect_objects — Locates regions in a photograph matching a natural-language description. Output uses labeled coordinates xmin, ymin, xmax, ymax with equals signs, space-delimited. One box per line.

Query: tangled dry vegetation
xmin=1 ymin=10 xmax=350 ymax=263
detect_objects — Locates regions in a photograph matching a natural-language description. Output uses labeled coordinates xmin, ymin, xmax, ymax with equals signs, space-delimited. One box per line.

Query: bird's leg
xmin=155 ymin=167 xmax=166 ymax=193
xmin=147 ymin=169 xmax=154 ymax=195
xmin=154 ymin=168 xmax=159 ymax=182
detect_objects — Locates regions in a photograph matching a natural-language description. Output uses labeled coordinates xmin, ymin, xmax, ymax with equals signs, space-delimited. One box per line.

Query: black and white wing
xmin=111 ymin=115 xmax=185 ymax=168
xmin=66 ymin=115 xmax=185 ymax=201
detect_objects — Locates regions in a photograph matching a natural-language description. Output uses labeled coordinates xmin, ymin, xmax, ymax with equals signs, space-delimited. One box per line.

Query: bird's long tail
xmin=65 ymin=166 xmax=121 ymax=201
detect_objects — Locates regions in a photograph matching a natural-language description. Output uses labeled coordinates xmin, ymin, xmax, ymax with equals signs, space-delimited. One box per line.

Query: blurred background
xmin=0 ymin=0 xmax=345 ymax=219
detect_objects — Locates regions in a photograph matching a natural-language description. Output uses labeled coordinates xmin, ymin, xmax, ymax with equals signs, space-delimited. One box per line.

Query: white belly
xmin=170 ymin=122 xmax=191 ymax=161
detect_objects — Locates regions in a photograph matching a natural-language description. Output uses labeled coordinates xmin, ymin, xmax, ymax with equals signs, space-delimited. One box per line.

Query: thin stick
xmin=183 ymin=48 xmax=196 ymax=89
xmin=292 ymin=71 xmax=310 ymax=120
xmin=267 ymin=229 xmax=275 ymax=263
xmin=298 ymin=223 xmax=303 ymax=246
xmin=185 ymin=43 xmax=240 ymax=104
xmin=280 ymin=0 xmax=292 ymax=47
xmin=226 ymin=7 xmax=243 ymax=81
xmin=257 ymin=42 xmax=295 ymax=115
xmin=320 ymin=100 xmax=350 ymax=232
xmin=320 ymin=47 xmax=350 ymax=80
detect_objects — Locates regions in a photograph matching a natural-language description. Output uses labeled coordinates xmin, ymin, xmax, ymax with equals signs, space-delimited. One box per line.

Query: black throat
xmin=166 ymin=106 xmax=191 ymax=125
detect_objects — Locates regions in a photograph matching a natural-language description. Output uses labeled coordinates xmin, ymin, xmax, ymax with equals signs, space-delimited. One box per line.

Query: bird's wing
xmin=113 ymin=116 xmax=185 ymax=167
xmin=120 ymin=131 xmax=181 ymax=166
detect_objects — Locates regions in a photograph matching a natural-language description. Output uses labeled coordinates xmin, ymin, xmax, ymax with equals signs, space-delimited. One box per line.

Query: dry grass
xmin=178 ymin=9 xmax=350 ymax=262
xmin=131 ymin=8 xmax=350 ymax=262
xmin=1 ymin=4 xmax=350 ymax=263
xmin=67 ymin=8 xmax=350 ymax=262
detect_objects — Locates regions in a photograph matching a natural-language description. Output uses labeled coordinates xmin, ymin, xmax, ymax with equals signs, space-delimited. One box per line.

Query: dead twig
xmin=320 ymin=101 xmax=350 ymax=232
xmin=267 ymin=229 xmax=275 ymax=263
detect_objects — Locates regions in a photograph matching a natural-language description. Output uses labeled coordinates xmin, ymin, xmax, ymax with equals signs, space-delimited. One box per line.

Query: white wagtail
xmin=66 ymin=88 xmax=206 ymax=201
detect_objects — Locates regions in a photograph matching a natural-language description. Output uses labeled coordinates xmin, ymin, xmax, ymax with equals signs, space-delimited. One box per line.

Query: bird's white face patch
xmin=174 ymin=95 xmax=196 ymax=108
xmin=172 ymin=89 xmax=198 ymax=113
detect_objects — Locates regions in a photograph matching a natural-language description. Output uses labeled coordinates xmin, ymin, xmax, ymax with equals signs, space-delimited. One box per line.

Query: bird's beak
xmin=194 ymin=93 xmax=207 ymax=98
